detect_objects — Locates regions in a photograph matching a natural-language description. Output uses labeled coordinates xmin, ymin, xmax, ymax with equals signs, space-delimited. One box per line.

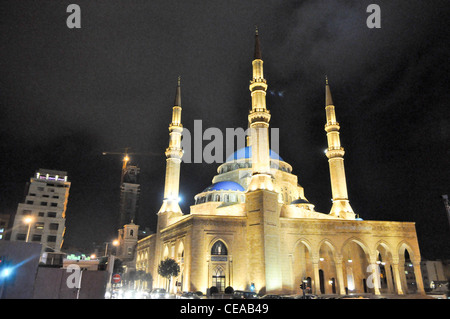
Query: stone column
xmin=335 ymin=256 xmax=346 ymax=295
xmin=368 ymin=255 xmax=381 ymax=295
xmin=413 ymin=261 xmax=425 ymax=295
xmin=312 ymin=260 xmax=321 ymax=295
xmin=392 ymin=260 xmax=404 ymax=295
xmin=384 ymin=262 xmax=394 ymax=294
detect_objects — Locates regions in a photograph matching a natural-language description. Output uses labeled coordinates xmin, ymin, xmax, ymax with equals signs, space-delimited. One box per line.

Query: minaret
xmin=245 ymin=28 xmax=282 ymax=294
xmin=158 ymin=76 xmax=183 ymax=219
xmin=247 ymin=27 xmax=274 ymax=191
xmin=324 ymin=77 xmax=355 ymax=219
xmin=154 ymin=77 xmax=184 ymax=289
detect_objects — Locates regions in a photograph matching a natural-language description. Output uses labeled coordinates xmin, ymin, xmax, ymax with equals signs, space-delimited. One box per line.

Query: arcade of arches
xmin=136 ymin=217 xmax=425 ymax=296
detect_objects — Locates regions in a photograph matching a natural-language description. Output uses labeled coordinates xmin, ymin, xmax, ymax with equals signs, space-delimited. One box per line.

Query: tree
xmin=225 ymin=286 xmax=234 ymax=294
xmin=158 ymin=258 xmax=180 ymax=292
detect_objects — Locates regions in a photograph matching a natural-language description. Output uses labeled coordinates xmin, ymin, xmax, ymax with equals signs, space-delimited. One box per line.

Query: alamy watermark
xmin=180 ymin=120 xmax=280 ymax=166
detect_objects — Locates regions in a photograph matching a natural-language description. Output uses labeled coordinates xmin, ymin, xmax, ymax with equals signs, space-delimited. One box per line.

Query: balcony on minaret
xmin=325 ymin=146 xmax=345 ymax=159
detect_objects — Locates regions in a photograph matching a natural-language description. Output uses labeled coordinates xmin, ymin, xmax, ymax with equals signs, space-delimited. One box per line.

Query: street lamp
xmin=105 ymin=239 xmax=120 ymax=256
xmin=300 ymin=278 xmax=308 ymax=298
xmin=24 ymin=216 xmax=34 ymax=242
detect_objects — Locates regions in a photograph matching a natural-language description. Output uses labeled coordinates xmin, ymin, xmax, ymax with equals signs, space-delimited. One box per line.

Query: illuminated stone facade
xmin=136 ymin=32 xmax=424 ymax=296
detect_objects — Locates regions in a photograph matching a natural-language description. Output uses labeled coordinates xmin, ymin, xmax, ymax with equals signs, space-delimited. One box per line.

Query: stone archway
xmin=374 ymin=241 xmax=395 ymax=294
xmin=341 ymin=238 xmax=370 ymax=294
xmin=292 ymin=239 xmax=313 ymax=294
xmin=397 ymin=242 xmax=425 ymax=294
xmin=317 ymin=240 xmax=338 ymax=295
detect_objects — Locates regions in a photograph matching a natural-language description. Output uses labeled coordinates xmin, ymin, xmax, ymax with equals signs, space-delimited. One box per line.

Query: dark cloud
xmin=1 ymin=0 xmax=449 ymax=258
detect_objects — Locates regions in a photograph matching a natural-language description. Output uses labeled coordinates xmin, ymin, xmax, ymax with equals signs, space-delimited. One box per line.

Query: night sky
xmin=1 ymin=1 xmax=449 ymax=259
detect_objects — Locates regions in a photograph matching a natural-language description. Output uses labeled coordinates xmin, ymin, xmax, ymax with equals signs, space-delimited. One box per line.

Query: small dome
xmin=226 ymin=146 xmax=283 ymax=162
xmin=202 ymin=181 xmax=245 ymax=193
xmin=290 ymin=198 xmax=310 ymax=205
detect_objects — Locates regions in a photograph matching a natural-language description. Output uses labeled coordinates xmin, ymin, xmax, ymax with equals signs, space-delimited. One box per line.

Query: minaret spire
xmin=174 ymin=75 xmax=181 ymax=107
xmin=324 ymin=77 xmax=355 ymax=219
xmin=325 ymin=75 xmax=333 ymax=106
xmin=254 ymin=26 xmax=262 ymax=60
xmin=247 ymin=28 xmax=273 ymax=191
xmin=158 ymin=77 xmax=184 ymax=217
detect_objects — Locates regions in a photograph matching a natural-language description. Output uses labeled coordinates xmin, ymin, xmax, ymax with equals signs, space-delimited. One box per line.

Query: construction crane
xmin=102 ymin=148 xmax=160 ymax=184
xmin=102 ymin=148 xmax=135 ymax=184
xmin=441 ymin=195 xmax=450 ymax=231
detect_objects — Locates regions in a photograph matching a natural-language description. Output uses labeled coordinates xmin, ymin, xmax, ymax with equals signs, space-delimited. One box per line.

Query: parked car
xmin=150 ymin=288 xmax=169 ymax=299
xmin=180 ymin=292 xmax=201 ymax=299
xmin=233 ymin=290 xmax=258 ymax=299
xmin=295 ymin=294 xmax=319 ymax=299
xmin=260 ymin=294 xmax=281 ymax=299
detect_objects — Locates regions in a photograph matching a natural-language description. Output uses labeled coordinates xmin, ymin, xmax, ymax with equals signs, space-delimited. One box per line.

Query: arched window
xmin=211 ymin=240 xmax=228 ymax=256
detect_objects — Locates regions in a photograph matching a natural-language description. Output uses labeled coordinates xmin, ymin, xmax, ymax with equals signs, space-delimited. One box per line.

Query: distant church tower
xmin=119 ymin=165 xmax=141 ymax=227
xmin=324 ymin=77 xmax=355 ymax=219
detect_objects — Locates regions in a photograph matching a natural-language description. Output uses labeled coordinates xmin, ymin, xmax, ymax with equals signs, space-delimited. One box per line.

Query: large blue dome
xmin=202 ymin=181 xmax=245 ymax=193
xmin=226 ymin=146 xmax=283 ymax=162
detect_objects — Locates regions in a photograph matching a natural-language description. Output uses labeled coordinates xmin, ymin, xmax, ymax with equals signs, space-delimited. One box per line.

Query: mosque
xmin=134 ymin=31 xmax=425 ymax=296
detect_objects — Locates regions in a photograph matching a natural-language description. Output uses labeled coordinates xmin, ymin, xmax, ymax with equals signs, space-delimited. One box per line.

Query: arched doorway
xmin=341 ymin=239 xmax=370 ymax=294
xmin=319 ymin=270 xmax=325 ymax=294
xmin=209 ymin=240 xmax=230 ymax=292
xmin=292 ymin=240 xmax=313 ymax=294
xmin=318 ymin=241 xmax=337 ymax=295
xmin=212 ymin=266 xmax=226 ymax=292
xmin=399 ymin=245 xmax=417 ymax=294
xmin=374 ymin=243 xmax=394 ymax=294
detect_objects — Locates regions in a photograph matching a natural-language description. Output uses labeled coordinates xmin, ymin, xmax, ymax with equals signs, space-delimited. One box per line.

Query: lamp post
xmin=105 ymin=239 xmax=120 ymax=257
xmin=24 ymin=216 xmax=33 ymax=242
xmin=300 ymin=278 xmax=308 ymax=299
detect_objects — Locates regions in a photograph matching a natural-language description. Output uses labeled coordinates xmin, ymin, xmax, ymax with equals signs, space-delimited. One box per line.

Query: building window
xmin=47 ymin=212 xmax=57 ymax=218
xmin=35 ymin=222 xmax=45 ymax=230
xmin=47 ymin=235 xmax=57 ymax=242
xmin=16 ymin=233 xmax=26 ymax=241
xmin=49 ymin=223 xmax=59 ymax=231
xmin=40 ymin=202 xmax=47 ymax=206
xmin=32 ymin=234 xmax=42 ymax=242
xmin=38 ymin=212 xmax=45 ymax=217
xmin=50 ymin=203 xmax=58 ymax=207
xmin=211 ymin=241 xmax=227 ymax=256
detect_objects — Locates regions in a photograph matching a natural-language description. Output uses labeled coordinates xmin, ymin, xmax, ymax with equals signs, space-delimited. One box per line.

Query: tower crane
xmin=102 ymin=148 xmax=135 ymax=184
xmin=102 ymin=148 xmax=159 ymax=184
